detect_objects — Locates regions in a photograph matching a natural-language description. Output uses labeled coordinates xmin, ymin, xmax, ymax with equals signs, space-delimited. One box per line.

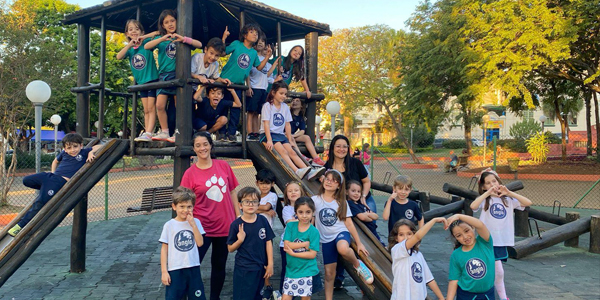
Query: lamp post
xmin=315 ymin=116 xmax=322 ymax=145
xmin=117 ymin=130 xmax=123 ymax=139
xmin=539 ymin=115 xmax=547 ymax=133
xmin=26 ymin=80 xmax=51 ymax=173
xmin=326 ymin=101 xmax=341 ymax=139
xmin=482 ymin=114 xmax=490 ymax=167
xmin=50 ymin=114 xmax=61 ymax=155
xmin=410 ymin=124 xmax=415 ymax=150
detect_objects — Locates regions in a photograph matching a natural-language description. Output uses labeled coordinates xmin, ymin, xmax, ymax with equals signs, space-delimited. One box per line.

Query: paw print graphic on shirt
xmin=205 ymin=175 xmax=227 ymax=202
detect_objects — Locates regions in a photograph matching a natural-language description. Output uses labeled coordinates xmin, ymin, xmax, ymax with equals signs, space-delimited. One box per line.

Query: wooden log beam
xmin=442 ymin=181 xmax=524 ymax=201
xmin=508 ymin=216 xmax=592 ymax=259
xmin=127 ymin=79 xmax=185 ymax=92
xmin=564 ymin=212 xmax=580 ymax=247
xmin=514 ymin=207 xmax=530 ymax=237
xmin=528 ymin=209 xmax=568 ymax=225
xmin=590 ymin=215 xmax=600 ymax=254
xmin=424 ymin=201 xmax=464 ymax=222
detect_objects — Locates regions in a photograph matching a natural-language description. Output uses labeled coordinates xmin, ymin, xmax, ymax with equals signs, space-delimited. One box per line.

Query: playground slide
xmin=0 ymin=139 xmax=129 ymax=287
xmin=247 ymin=141 xmax=392 ymax=299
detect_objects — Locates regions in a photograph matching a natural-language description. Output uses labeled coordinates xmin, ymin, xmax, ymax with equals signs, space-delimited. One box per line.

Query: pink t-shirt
xmin=181 ymin=159 xmax=239 ymax=237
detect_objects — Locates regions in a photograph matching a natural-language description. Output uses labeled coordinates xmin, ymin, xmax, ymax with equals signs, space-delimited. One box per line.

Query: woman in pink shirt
xmin=181 ymin=131 xmax=240 ymax=300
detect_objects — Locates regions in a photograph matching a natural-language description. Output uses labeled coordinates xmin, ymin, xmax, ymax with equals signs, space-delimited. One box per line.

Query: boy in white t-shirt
xmin=190 ymin=37 xmax=231 ymax=87
xmin=255 ymin=169 xmax=278 ymax=228
xmin=159 ymin=186 xmax=206 ymax=300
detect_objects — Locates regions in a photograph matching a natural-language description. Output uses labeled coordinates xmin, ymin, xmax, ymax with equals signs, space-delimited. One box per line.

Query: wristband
xmin=183 ymin=36 xmax=192 ymax=45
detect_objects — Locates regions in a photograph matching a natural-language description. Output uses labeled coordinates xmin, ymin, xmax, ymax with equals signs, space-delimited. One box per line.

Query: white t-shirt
xmin=260 ymin=191 xmax=279 ymax=228
xmin=159 ymin=218 xmax=206 ymax=271
xmin=280 ymin=205 xmax=296 ymax=247
xmin=475 ymin=196 xmax=524 ymax=246
xmin=312 ymin=195 xmax=352 ymax=243
xmin=249 ymin=55 xmax=271 ymax=90
xmin=191 ymin=53 xmax=221 ymax=79
xmin=391 ymin=241 xmax=434 ymax=300
xmin=260 ymin=102 xmax=293 ymax=135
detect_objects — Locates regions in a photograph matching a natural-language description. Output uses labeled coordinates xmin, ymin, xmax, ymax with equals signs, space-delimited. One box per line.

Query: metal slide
xmin=247 ymin=141 xmax=392 ymax=299
xmin=0 ymin=139 xmax=129 ymax=287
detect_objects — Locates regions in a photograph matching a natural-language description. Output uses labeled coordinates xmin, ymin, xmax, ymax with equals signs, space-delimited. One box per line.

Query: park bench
xmin=127 ymin=186 xmax=173 ymax=213
xmin=457 ymin=155 xmax=469 ymax=170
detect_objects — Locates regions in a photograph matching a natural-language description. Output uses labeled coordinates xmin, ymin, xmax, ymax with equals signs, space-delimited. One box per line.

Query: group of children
xmin=160 ymin=168 xmax=533 ymax=300
xmin=118 ymin=9 xmax=320 ymax=156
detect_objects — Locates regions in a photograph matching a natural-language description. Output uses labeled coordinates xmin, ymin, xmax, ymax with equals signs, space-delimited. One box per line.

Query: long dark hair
xmin=124 ymin=20 xmax=145 ymax=41
xmin=283 ymin=45 xmax=305 ymax=81
xmin=327 ymin=135 xmax=352 ymax=173
xmin=192 ymin=131 xmax=216 ymax=159
xmin=266 ymin=81 xmax=289 ymax=104
xmin=318 ymin=169 xmax=347 ymax=221
xmin=158 ymin=9 xmax=177 ymax=35
xmin=478 ymin=172 xmax=509 ymax=211
xmin=449 ymin=219 xmax=472 ymax=250
xmin=388 ymin=219 xmax=420 ymax=253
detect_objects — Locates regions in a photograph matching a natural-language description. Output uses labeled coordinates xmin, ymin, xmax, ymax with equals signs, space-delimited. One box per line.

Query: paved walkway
xmin=1 ymin=203 xmax=599 ymax=299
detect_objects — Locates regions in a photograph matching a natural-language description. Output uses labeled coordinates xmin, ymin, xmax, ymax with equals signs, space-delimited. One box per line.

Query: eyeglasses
xmin=334 ymin=144 xmax=349 ymax=149
xmin=324 ymin=177 xmax=339 ymax=184
xmin=242 ymin=200 xmax=259 ymax=206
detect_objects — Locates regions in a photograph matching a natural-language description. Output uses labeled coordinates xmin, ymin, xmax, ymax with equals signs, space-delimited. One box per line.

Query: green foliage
xmin=496 ymin=139 xmax=528 ymax=153
xmin=376 ymin=146 xmax=433 ymax=154
xmin=544 ymin=131 xmax=561 ymax=144
xmin=509 ymin=119 xmax=541 ymax=141
xmin=526 ymin=132 xmax=549 ymax=163
xmin=387 ymin=126 xmax=435 ymax=148
xmin=5 ymin=152 xmax=55 ymax=170
xmin=442 ymin=139 xmax=468 ymax=149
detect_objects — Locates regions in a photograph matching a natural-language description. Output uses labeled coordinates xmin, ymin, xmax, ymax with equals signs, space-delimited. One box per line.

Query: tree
xmin=319 ymin=25 xmax=421 ymax=163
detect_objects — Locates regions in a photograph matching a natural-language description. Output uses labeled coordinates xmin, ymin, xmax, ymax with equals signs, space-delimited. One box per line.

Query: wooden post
xmin=590 ymin=215 xmax=600 ymax=254
xmin=463 ymin=198 xmax=473 ymax=216
xmin=418 ymin=192 xmax=430 ymax=212
xmin=304 ymin=32 xmax=318 ymax=142
xmin=97 ymin=16 xmax=106 ymax=139
xmin=514 ymin=207 xmax=530 ymax=237
xmin=72 ymin=23 xmax=90 ymax=274
xmin=564 ymin=212 xmax=580 ymax=247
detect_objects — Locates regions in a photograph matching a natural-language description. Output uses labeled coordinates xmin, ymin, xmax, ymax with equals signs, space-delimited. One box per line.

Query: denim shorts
xmin=494 ymin=246 xmax=508 ymax=262
xmin=139 ymin=79 xmax=157 ymax=98
xmin=158 ymin=72 xmax=176 ymax=95
xmin=321 ymin=231 xmax=352 ymax=265
xmin=259 ymin=133 xmax=289 ymax=144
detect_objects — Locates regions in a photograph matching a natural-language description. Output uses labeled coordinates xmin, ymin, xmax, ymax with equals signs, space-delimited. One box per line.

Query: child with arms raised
xmin=470 ymin=171 xmax=532 ymax=300
xmin=159 ymin=186 xmax=206 ymax=300
xmin=272 ymin=45 xmax=312 ymax=98
xmin=192 ymin=86 xmax=241 ymax=135
xmin=388 ymin=218 xmax=445 ymax=300
xmin=446 ymin=214 xmax=495 ymax=300
xmin=227 ymin=187 xmax=275 ymax=300
xmin=116 ymin=20 xmax=159 ymax=142
xmin=282 ymin=197 xmax=321 ymax=299
xmin=383 ymin=175 xmax=423 ymax=234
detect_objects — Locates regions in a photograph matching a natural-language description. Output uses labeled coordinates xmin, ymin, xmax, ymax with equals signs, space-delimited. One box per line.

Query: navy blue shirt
xmin=290 ymin=113 xmax=306 ymax=134
xmin=195 ymin=98 xmax=233 ymax=123
xmin=325 ymin=157 xmax=372 ymax=199
xmin=227 ymin=214 xmax=275 ymax=271
xmin=347 ymin=199 xmax=378 ymax=237
xmin=54 ymin=148 xmax=92 ymax=178
xmin=387 ymin=199 xmax=422 ymax=233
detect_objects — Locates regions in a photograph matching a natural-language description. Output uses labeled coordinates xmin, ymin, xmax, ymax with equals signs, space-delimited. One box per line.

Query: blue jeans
xmin=19 ymin=172 xmax=67 ymax=228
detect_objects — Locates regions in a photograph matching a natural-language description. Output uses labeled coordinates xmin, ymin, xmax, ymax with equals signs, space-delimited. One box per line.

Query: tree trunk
xmin=463 ymin=108 xmax=473 ymax=155
xmin=551 ymin=80 xmax=567 ymax=161
xmin=343 ymin=115 xmax=353 ymax=138
xmin=379 ymin=100 xmax=420 ymax=163
xmin=593 ymin=92 xmax=599 ymax=160
xmin=584 ymin=89 xmax=592 ymax=156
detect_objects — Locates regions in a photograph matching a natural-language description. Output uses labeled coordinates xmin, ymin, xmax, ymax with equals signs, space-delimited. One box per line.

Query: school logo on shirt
xmin=48 ymin=189 xmax=55 ymax=196
xmin=205 ymin=175 xmax=227 ymax=202
xmin=259 ymin=228 xmax=267 ymax=239
xmin=273 ymin=113 xmax=285 ymax=127
xmin=411 ymin=262 xmax=423 ymax=283
xmin=405 ymin=209 xmax=414 ymax=220
xmin=195 ymin=290 xmax=202 ymax=297
xmin=166 ymin=42 xmax=176 ymax=59
xmin=261 ymin=66 xmax=269 ymax=75
xmin=75 ymin=154 xmax=83 ymax=161
xmin=319 ymin=208 xmax=337 ymax=226
xmin=490 ymin=203 xmax=507 ymax=219
xmin=174 ymin=230 xmax=195 ymax=252
xmin=466 ymin=258 xmax=487 ymax=279
xmin=292 ymin=238 xmax=307 ymax=253
xmin=237 ymin=53 xmax=251 ymax=69
xmin=131 ymin=53 xmax=146 ymax=70
xmin=281 ymin=69 xmax=291 ymax=80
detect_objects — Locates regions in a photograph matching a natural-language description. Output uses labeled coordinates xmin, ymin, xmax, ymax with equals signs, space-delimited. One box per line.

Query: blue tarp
xmin=16 ymin=129 xmax=66 ymax=141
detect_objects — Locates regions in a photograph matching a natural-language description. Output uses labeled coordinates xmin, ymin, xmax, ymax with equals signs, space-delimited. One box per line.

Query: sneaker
xmin=307 ymin=167 xmax=326 ymax=181
xmin=355 ymin=260 xmax=374 ymax=284
xmin=227 ymin=134 xmax=237 ymax=142
xmin=295 ymin=167 xmax=311 ymax=179
xmin=311 ymin=157 xmax=326 ymax=166
xmin=166 ymin=135 xmax=175 ymax=143
xmin=260 ymin=285 xmax=273 ymax=300
xmin=247 ymin=133 xmax=259 ymax=140
xmin=217 ymin=134 xmax=228 ymax=142
xmin=7 ymin=224 xmax=22 ymax=237
xmin=271 ymin=290 xmax=282 ymax=300
xmin=134 ymin=132 xmax=152 ymax=142
xmin=152 ymin=131 xmax=170 ymax=141
xmin=333 ymin=278 xmax=344 ymax=290
xmin=300 ymin=154 xmax=311 ymax=162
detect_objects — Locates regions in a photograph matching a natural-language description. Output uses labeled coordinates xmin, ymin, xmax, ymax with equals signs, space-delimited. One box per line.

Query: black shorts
xmin=158 ymin=72 xmax=176 ymax=96
xmin=139 ymin=79 xmax=157 ymax=98
xmin=246 ymin=89 xmax=267 ymax=113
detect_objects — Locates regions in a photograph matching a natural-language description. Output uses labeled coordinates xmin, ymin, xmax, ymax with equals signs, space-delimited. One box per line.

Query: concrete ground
xmin=1 ymin=199 xmax=599 ymax=300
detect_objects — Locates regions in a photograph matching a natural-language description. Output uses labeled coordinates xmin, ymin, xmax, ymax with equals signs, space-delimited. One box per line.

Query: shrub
xmin=5 ymin=151 xmax=56 ymax=170
xmin=442 ymin=139 xmax=467 ymax=149
xmin=509 ymin=119 xmax=541 ymax=141
xmin=376 ymin=146 xmax=433 ymax=154
xmin=544 ymin=131 xmax=562 ymax=144
xmin=526 ymin=132 xmax=549 ymax=163
xmin=497 ymin=139 xmax=528 ymax=153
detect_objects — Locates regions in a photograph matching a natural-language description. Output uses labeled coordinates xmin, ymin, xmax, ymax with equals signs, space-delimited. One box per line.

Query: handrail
xmin=187 ymin=79 xmax=249 ymax=91
xmin=70 ymin=83 xmax=102 ymax=93
xmin=127 ymin=78 xmax=185 ymax=92
xmin=287 ymin=91 xmax=324 ymax=102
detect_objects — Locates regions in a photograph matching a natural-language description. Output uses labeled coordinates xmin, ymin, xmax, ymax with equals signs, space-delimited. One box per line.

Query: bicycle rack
xmin=528 ymin=217 xmax=542 ymax=239
xmin=552 ymin=200 xmax=562 ymax=216
xmin=415 ymin=199 xmax=423 ymax=213
xmin=383 ymin=172 xmax=392 ymax=186
xmin=468 ymin=175 xmax=478 ymax=191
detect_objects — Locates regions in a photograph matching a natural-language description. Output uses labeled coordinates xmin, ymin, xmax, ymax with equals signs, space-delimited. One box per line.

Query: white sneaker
xmin=295 ymin=167 xmax=311 ymax=179
xmin=307 ymin=167 xmax=326 ymax=181
xmin=166 ymin=135 xmax=175 ymax=143
xmin=134 ymin=132 xmax=152 ymax=142
xmin=356 ymin=259 xmax=374 ymax=284
xmin=152 ymin=131 xmax=170 ymax=141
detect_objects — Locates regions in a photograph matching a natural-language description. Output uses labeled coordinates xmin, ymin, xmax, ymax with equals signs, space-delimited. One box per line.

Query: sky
xmin=65 ymin=0 xmax=423 ymax=52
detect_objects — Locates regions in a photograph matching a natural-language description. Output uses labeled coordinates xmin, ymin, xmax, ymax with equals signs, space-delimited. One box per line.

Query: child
xmin=260 ymin=81 xmax=325 ymax=181
xmin=272 ymin=45 xmax=312 ymax=98
xmin=289 ymin=97 xmax=325 ymax=166
xmin=361 ymin=143 xmax=371 ymax=175
xmin=312 ymin=169 xmax=374 ymax=300
xmin=282 ymin=197 xmax=321 ymax=299
xmin=192 ymin=86 xmax=241 ymax=136
xmin=446 ymin=214 xmax=495 ymax=300
xmin=388 ymin=219 xmax=446 ymax=300
xmin=279 ymin=181 xmax=304 ymax=291
xmin=8 ymin=133 xmax=101 ymax=236
xmin=470 ymin=171 xmax=532 ymax=300
xmin=255 ymin=169 xmax=278 ymax=231
xmin=116 ymin=20 xmax=159 ymax=142
xmin=190 ymin=37 xmax=231 ymax=86
xmin=346 ymin=180 xmax=384 ymax=246
xmin=159 ymin=186 xmax=206 ymax=300
xmin=246 ymin=31 xmax=279 ymax=140
xmin=144 ymin=9 xmax=202 ymax=142
xmin=220 ymin=24 xmax=271 ymax=142
xmin=227 ymin=187 xmax=275 ymax=300
xmin=383 ymin=175 xmax=423 ymax=234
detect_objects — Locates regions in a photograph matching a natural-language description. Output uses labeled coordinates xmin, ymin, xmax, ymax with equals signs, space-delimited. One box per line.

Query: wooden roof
xmin=63 ymin=0 xmax=332 ymax=44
